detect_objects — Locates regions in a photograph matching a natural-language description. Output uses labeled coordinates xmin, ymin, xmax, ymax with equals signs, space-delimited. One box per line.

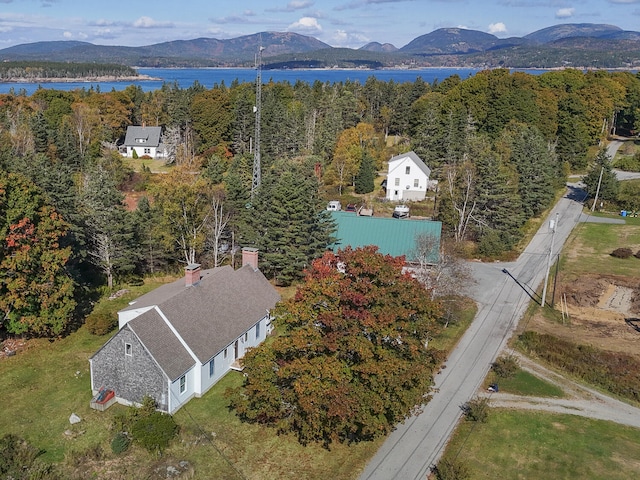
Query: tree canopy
xmin=228 ymin=246 xmax=444 ymax=446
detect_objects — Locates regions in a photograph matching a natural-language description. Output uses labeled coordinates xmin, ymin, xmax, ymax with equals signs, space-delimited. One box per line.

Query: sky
xmin=1 ymin=0 xmax=640 ymax=50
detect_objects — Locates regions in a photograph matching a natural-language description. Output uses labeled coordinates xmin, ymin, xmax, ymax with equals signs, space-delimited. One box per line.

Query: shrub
xmin=111 ymin=432 xmax=130 ymax=455
xmin=0 ymin=434 xmax=59 ymax=479
xmin=432 ymin=458 xmax=471 ymax=480
xmin=492 ymin=355 xmax=519 ymax=378
xmin=85 ymin=312 xmax=117 ymax=335
xmin=131 ymin=411 xmax=178 ymax=455
xmin=610 ymin=247 xmax=633 ymax=259
xmin=462 ymin=397 xmax=489 ymax=423
xmin=132 ymin=149 xmax=139 ymax=159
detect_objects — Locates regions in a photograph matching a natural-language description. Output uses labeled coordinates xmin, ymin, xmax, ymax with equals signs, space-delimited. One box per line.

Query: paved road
xmin=608 ymin=138 xmax=640 ymax=181
xmin=359 ymin=190 xmax=588 ymax=480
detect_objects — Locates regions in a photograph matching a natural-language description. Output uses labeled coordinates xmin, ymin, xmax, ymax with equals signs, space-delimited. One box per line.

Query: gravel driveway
xmin=480 ymin=353 xmax=640 ymax=429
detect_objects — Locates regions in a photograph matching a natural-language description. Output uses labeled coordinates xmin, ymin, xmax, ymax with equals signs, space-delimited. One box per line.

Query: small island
xmin=0 ymin=61 xmax=158 ymax=83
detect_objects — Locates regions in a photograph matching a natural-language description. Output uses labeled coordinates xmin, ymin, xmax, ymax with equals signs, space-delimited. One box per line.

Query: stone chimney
xmin=242 ymin=248 xmax=259 ymax=270
xmin=185 ymin=263 xmax=201 ymax=286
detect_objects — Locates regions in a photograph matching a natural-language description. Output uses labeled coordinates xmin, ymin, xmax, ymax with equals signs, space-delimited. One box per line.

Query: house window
xmin=394 ymin=177 xmax=400 ymax=186
xmin=414 ymin=179 xmax=419 ymax=188
xmin=224 ymin=348 xmax=228 ymax=359
xmin=256 ymin=321 xmax=261 ymax=339
xmin=244 ymin=332 xmax=248 ymax=342
xmin=209 ymin=359 xmax=215 ymax=377
xmin=179 ymin=375 xmax=186 ymax=394
xmin=405 ymin=166 xmax=410 ymax=174
xmin=144 ymin=148 xmax=151 ymax=154
xmin=125 ymin=343 xmax=132 ymax=356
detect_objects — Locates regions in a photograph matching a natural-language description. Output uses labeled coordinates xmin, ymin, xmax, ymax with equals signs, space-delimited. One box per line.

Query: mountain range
xmin=1 ymin=23 xmax=639 ymax=70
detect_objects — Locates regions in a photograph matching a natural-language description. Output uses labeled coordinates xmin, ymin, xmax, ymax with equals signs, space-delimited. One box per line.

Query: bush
xmin=85 ymin=312 xmax=117 ymax=335
xmin=131 ymin=411 xmax=178 ymax=455
xmin=432 ymin=458 xmax=471 ymax=480
xmin=462 ymin=397 xmax=489 ymax=423
xmin=0 ymin=434 xmax=59 ymax=479
xmin=111 ymin=432 xmax=130 ymax=455
xmin=492 ymin=355 xmax=519 ymax=378
xmin=132 ymin=149 xmax=139 ymax=159
xmin=610 ymin=247 xmax=633 ymax=259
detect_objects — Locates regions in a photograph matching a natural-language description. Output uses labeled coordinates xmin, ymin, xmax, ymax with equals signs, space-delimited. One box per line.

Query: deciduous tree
xmin=228 ymin=246 xmax=444 ymax=446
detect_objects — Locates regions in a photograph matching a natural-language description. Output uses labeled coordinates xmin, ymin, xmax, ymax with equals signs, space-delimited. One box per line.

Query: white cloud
xmin=331 ymin=29 xmax=369 ymax=47
xmin=556 ymin=8 xmax=575 ymax=19
xmin=133 ymin=16 xmax=173 ymax=29
xmin=63 ymin=31 xmax=72 ymax=38
xmin=488 ymin=22 xmax=507 ymax=34
xmin=287 ymin=16 xmax=322 ymax=34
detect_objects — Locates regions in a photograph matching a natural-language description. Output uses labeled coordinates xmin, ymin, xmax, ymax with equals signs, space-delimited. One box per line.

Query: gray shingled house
xmin=89 ymin=248 xmax=280 ymax=414
xmin=120 ymin=125 xmax=165 ymax=158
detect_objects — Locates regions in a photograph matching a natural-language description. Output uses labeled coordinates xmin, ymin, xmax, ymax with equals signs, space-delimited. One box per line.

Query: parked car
xmin=327 ymin=200 xmax=342 ymax=211
xmin=345 ymin=203 xmax=358 ymax=212
xmin=392 ymin=205 xmax=410 ymax=218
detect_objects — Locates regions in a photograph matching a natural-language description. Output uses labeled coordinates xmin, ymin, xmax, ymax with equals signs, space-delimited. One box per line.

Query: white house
xmin=385 ymin=151 xmax=431 ymax=202
xmin=120 ymin=125 xmax=165 ymax=159
xmin=89 ymin=248 xmax=280 ymax=414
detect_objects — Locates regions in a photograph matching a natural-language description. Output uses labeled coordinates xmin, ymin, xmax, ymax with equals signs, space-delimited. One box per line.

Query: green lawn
xmin=441 ymin=411 xmax=640 ymax=479
xmin=486 ymin=369 xmax=565 ymax=398
xmin=561 ymin=222 xmax=640 ymax=278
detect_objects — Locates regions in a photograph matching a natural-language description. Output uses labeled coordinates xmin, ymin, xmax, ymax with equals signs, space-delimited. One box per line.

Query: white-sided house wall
xmin=386 ymin=151 xmax=430 ymax=202
xmin=197 ymin=314 xmax=274 ymax=396
xmin=168 ymin=366 xmax=197 ymax=414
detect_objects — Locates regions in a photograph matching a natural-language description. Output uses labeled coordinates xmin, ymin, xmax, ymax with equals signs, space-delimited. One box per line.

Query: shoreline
xmin=0 ymin=74 xmax=161 ymax=83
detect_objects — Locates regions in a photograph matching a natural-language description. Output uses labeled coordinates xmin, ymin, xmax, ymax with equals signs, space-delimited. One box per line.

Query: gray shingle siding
xmin=91 ymin=325 xmax=169 ymax=411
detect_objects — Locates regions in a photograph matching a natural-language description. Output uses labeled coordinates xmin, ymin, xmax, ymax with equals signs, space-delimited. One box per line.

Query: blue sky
xmin=1 ymin=0 xmax=639 ymax=49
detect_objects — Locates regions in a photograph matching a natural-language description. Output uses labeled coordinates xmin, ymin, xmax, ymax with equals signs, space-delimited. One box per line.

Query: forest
xmin=0 ymin=61 xmax=139 ymax=80
xmin=1 ymin=68 xmax=640 ymax=339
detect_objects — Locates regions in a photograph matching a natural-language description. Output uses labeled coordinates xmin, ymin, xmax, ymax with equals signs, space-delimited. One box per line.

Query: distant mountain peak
xmin=359 ymin=42 xmax=398 ymax=53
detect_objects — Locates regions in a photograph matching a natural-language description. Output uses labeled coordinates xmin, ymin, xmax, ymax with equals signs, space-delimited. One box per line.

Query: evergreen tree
xmin=507 ymin=124 xmax=559 ymax=218
xmin=474 ymin=139 xmax=525 ymax=255
xmin=81 ymin=165 xmax=137 ymax=288
xmin=251 ymin=159 xmax=334 ymax=286
xmin=583 ymin=148 xmax=619 ymax=204
xmin=354 ymin=150 xmax=375 ymax=194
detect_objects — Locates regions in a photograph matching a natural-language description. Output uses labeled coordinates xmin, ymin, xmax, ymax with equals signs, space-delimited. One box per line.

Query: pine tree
xmin=251 ymin=159 xmax=335 ymax=286
xmin=354 ymin=150 xmax=375 ymax=194
xmin=583 ymin=148 xmax=619 ymax=203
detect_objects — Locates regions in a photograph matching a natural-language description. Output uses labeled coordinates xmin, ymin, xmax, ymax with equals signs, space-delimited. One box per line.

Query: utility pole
xmin=541 ymin=212 xmax=559 ymax=307
xmin=251 ymin=41 xmax=264 ymax=199
xmin=591 ymin=166 xmax=604 ymax=212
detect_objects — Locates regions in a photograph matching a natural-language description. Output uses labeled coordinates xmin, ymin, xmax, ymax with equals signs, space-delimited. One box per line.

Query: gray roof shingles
xmin=121 ymin=264 xmax=280 ymax=379
xmin=123 ymin=126 xmax=162 ymax=148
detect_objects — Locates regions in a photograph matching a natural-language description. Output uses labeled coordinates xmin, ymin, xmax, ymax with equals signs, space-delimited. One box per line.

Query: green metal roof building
xmin=330 ymin=211 xmax=442 ymax=263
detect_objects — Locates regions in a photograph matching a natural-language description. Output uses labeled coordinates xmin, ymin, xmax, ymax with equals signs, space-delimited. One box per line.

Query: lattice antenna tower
xmin=251 ymin=40 xmax=264 ymax=198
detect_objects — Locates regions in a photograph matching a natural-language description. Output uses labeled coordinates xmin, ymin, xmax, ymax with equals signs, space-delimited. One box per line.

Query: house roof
xmin=119 ymin=264 xmax=280 ymax=378
xmin=128 ymin=309 xmax=195 ymax=380
xmin=123 ymin=126 xmax=162 ymax=147
xmin=388 ymin=151 xmax=431 ymax=178
xmin=330 ymin=211 xmax=441 ymax=262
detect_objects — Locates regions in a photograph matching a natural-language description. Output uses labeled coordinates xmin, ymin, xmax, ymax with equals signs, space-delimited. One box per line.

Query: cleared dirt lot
xmin=528 ymin=269 xmax=640 ymax=359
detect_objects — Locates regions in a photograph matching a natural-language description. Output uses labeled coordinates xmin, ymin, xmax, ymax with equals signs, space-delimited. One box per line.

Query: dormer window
xmin=405 ymin=166 xmax=410 ymax=174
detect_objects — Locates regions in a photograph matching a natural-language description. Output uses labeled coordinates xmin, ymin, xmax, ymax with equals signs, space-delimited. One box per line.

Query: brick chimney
xmin=185 ymin=263 xmax=201 ymax=286
xmin=242 ymin=248 xmax=259 ymax=270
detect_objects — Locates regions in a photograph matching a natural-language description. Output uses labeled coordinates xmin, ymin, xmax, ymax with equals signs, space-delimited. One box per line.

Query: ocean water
xmin=0 ymin=67 xmax=499 ymax=95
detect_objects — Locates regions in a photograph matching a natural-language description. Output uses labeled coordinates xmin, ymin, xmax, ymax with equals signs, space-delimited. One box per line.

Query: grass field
xmin=0 ymin=279 xmax=475 ymax=479
xmin=485 ymin=368 xmax=565 ymax=398
xmin=441 ymin=411 xmax=640 ymax=479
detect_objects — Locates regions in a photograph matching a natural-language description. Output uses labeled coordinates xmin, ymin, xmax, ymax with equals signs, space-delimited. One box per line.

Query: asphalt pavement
xmin=359 ymin=189 xmax=588 ymax=480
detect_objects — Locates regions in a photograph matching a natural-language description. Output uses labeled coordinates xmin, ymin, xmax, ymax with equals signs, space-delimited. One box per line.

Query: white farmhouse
xmin=385 ymin=151 xmax=431 ymax=202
